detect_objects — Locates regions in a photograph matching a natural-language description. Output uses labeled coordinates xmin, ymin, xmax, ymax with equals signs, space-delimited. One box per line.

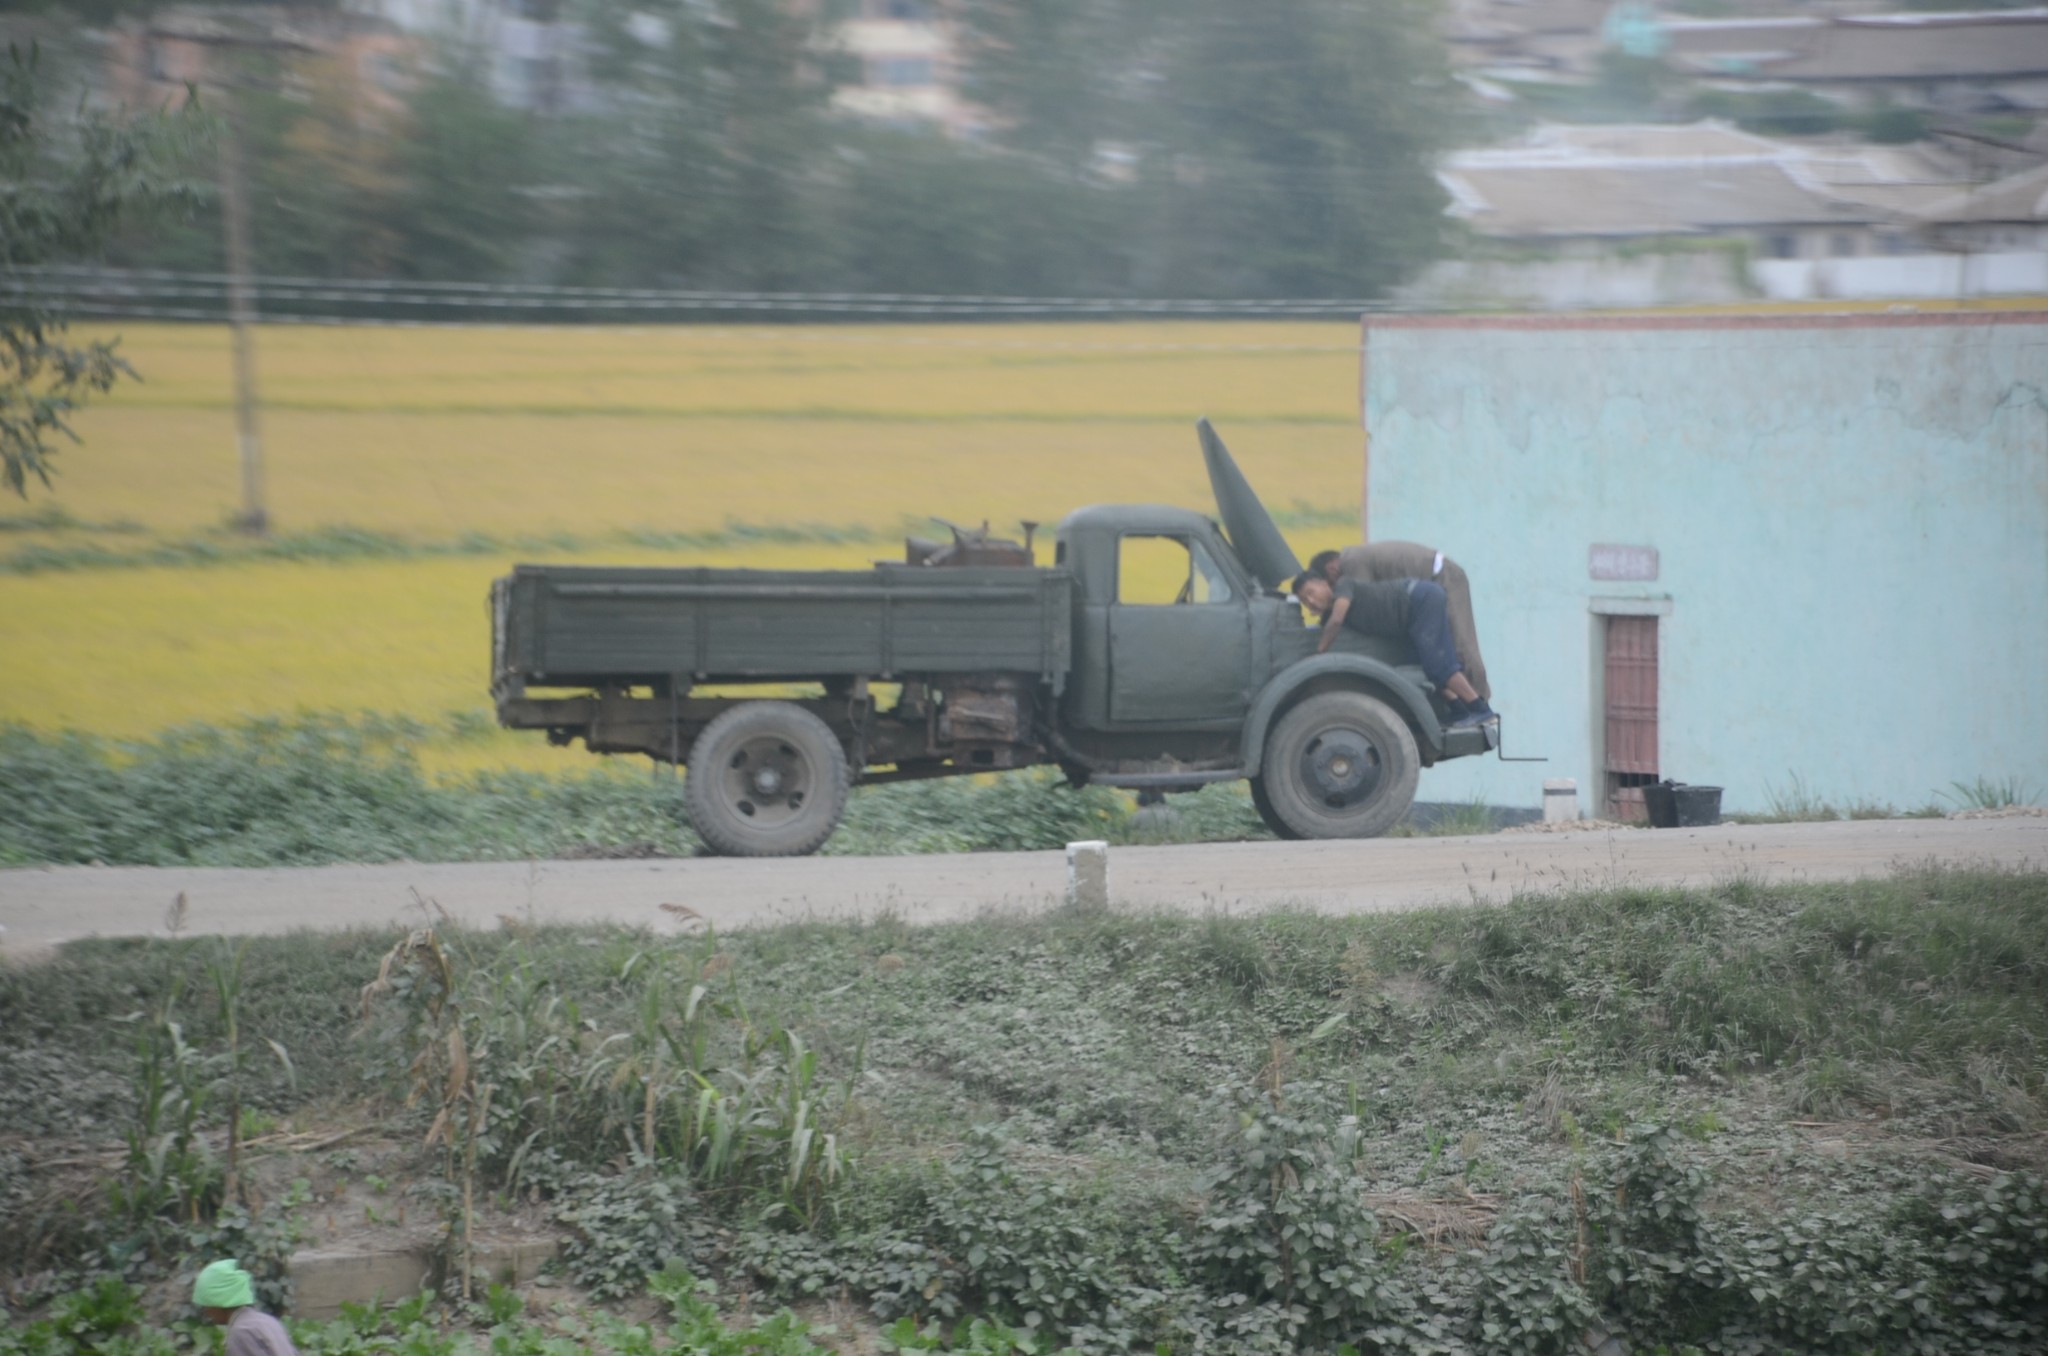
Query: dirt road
xmin=2 ymin=816 xmax=2041 ymax=958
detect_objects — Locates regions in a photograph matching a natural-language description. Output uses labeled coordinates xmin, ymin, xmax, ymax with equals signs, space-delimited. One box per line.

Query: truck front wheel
xmin=684 ymin=702 xmax=850 ymax=857
xmin=1260 ymin=690 xmax=1419 ymax=840
xmin=1248 ymin=775 xmax=1303 ymax=840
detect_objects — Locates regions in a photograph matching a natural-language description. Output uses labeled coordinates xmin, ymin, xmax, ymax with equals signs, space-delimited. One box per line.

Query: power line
xmin=8 ymin=299 xmax=1373 ymax=351
xmin=3 ymin=267 xmax=1414 ymax=321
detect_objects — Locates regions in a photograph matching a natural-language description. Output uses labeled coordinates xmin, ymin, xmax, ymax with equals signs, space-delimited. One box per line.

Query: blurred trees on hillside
xmin=102 ymin=0 xmax=1458 ymax=300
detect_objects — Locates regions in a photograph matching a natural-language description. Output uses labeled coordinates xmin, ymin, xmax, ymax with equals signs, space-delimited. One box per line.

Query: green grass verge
xmin=0 ymin=715 xmax=1275 ymax=866
xmin=4 ymin=868 xmax=2044 ymax=1352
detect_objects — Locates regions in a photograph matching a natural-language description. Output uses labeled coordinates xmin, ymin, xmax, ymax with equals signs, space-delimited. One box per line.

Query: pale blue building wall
xmin=1361 ymin=313 xmax=2048 ymax=816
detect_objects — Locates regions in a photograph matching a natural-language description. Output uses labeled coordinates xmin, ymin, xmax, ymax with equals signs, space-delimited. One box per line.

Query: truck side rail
xmin=494 ymin=564 xmax=1075 ymax=695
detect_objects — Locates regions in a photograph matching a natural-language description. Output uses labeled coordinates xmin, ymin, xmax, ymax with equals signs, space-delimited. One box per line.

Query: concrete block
xmin=1543 ymin=778 xmax=1579 ymax=824
xmin=287 ymin=1239 xmax=557 ymax=1318
xmin=288 ymin=1246 xmax=434 ymax=1319
xmin=473 ymin=1238 xmax=558 ymax=1288
xmin=1065 ymin=840 xmax=1108 ymax=909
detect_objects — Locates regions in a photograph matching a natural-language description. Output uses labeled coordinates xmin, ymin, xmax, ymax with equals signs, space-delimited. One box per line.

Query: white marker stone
xmin=1065 ymin=840 xmax=1109 ymax=909
xmin=1543 ymin=778 xmax=1579 ymax=824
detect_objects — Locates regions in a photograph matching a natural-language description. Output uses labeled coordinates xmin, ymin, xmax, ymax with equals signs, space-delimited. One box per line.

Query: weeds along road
xmin=3 ymin=816 xmax=2043 ymax=959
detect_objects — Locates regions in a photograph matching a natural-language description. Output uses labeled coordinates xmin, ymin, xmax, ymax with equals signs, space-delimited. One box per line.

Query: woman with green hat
xmin=191 ymin=1258 xmax=298 ymax=1356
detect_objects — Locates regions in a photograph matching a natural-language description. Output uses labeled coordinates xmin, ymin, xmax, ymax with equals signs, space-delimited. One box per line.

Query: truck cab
xmin=1044 ymin=494 xmax=1489 ymax=840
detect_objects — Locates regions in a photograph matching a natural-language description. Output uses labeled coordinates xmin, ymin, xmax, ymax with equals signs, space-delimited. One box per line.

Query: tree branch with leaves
xmin=1 ymin=42 xmax=210 ymax=497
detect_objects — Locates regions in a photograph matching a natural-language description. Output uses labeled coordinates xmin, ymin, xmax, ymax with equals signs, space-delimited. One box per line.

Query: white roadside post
xmin=1066 ymin=840 xmax=1109 ymax=909
xmin=1543 ymin=778 xmax=1579 ymax=824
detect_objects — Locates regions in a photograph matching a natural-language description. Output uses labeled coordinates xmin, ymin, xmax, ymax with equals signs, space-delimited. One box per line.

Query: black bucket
xmin=1644 ymin=781 xmax=1722 ymax=828
xmin=1674 ymin=785 xmax=1723 ymax=827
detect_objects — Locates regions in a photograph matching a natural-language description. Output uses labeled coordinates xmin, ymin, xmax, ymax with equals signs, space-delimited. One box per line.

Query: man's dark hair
xmin=1290 ymin=571 xmax=1316 ymax=596
xmin=1307 ymin=549 xmax=1340 ymax=577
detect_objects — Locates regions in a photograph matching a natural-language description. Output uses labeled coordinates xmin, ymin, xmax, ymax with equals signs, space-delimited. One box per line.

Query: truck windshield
xmin=1190 ymin=540 xmax=1234 ymax=603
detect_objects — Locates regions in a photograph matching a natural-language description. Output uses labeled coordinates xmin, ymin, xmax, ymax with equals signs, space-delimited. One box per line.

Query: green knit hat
xmin=192 ymin=1258 xmax=255 ymax=1309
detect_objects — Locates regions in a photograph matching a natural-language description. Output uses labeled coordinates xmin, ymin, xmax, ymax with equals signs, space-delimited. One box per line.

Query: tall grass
xmin=1943 ymin=775 xmax=2040 ymax=810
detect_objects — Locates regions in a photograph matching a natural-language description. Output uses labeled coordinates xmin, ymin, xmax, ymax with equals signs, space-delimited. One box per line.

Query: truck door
xmin=1107 ymin=533 xmax=1253 ymax=724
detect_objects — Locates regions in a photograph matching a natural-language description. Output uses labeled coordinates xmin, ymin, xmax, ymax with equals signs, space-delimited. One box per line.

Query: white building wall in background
xmin=1360 ymin=311 xmax=2048 ymax=817
xmin=1754 ymin=251 xmax=2048 ymax=300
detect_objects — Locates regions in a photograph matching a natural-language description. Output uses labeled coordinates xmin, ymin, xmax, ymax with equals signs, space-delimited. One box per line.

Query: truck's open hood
xmin=1199 ymin=418 xmax=1303 ymax=592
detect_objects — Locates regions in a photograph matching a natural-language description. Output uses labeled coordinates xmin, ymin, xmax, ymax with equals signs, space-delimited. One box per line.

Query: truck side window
xmin=1118 ymin=535 xmax=1192 ymax=605
xmin=1118 ymin=535 xmax=1235 ymax=605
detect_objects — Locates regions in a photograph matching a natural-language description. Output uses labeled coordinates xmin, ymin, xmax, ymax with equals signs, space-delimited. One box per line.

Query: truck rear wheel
xmin=684 ymin=702 xmax=850 ymax=857
xmin=1260 ymin=690 xmax=1419 ymax=840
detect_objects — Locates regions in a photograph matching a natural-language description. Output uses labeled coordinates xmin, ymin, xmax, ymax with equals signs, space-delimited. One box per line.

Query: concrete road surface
xmin=2 ymin=817 xmax=2042 ymax=959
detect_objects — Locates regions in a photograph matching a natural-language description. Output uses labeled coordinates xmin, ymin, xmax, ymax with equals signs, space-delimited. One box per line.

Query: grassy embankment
xmin=3 ymin=866 xmax=2044 ymax=1354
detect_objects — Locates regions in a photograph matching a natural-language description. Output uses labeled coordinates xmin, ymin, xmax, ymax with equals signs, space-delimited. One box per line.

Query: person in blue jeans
xmin=1291 ymin=571 xmax=1497 ymax=728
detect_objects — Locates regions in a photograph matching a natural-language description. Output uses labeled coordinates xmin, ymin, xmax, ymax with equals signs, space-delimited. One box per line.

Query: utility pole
xmin=217 ymin=85 xmax=267 ymax=535
xmin=155 ymin=15 xmax=308 ymax=535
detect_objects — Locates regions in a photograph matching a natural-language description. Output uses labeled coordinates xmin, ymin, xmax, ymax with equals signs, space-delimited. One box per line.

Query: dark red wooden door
xmin=1603 ymin=615 xmax=1659 ymax=821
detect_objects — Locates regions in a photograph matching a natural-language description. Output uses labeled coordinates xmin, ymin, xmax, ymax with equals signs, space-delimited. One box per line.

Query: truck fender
xmin=1241 ymin=655 xmax=1444 ymax=776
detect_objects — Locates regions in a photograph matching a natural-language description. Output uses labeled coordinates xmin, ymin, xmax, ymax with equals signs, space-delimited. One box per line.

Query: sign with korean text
xmin=1589 ymin=544 xmax=1659 ymax=582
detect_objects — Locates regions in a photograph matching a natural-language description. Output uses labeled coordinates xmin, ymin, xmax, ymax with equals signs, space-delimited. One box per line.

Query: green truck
xmin=491 ymin=422 xmax=1497 ymax=855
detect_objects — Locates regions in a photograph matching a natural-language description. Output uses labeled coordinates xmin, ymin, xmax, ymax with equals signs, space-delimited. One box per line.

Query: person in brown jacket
xmin=1308 ymin=543 xmax=1491 ymax=702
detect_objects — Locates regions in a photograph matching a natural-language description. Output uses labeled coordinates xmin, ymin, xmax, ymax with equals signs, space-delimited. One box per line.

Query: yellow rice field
xmin=20 ymin=323 xmax=1365 ymax=542
xmin=7 ymin=322 xmax=1369 ymax=775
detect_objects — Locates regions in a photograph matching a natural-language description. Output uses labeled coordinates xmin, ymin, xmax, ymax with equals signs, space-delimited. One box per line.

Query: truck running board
xmin=1090 ymin=768 xmax=1245 ymax=791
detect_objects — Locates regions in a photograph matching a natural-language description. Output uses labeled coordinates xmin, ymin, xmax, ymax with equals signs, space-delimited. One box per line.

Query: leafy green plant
xmin=1584 ymin=1124 xmax=1711 ymax=1333
xmin=878 ymin=1314 xmax=1074 ymax=1354
xmin=557 ymin=1165 xmax=715 ymax=1300
xmin=649 ymin=1267 xmax=830 ymax=1356
xmin=1192 ymin=1084 xmax=1407 ymax=1349
xmin=1934 ymin=1172 xmax=2048 ymax=1346
xmin=477 ymin=1280 xmax=523 ymax=1327
xmin=1467 ymin=1197 xmax=1599 ymax=1356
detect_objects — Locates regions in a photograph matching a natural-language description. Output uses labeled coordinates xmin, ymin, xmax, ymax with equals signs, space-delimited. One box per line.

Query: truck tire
xmin=1260 ymin=690 xmax=1419 ymax=840
xmin=1248 ymin=776 xmax=1304 ymax=841
xmin=684 ymin=702 xmax=850 ymax=857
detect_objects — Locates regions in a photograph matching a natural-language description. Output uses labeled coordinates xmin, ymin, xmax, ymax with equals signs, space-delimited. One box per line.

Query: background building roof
xmin=1666 ymin=9 xmax=2048 ymax=83
xmin=1442 ymin=157 xmax=1872 ymax=235
xmin=1920 ymin=163 xmax=2048 ymax=222
xmin=1437 ymin=120 xmax=2030 ymax=238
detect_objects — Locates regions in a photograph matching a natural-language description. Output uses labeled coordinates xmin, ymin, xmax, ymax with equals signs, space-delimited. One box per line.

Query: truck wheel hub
xmin=1303 ymin=730 xmax=1380 ymax=807
xmin=726 ymin=738 xmax=807 ymax=817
